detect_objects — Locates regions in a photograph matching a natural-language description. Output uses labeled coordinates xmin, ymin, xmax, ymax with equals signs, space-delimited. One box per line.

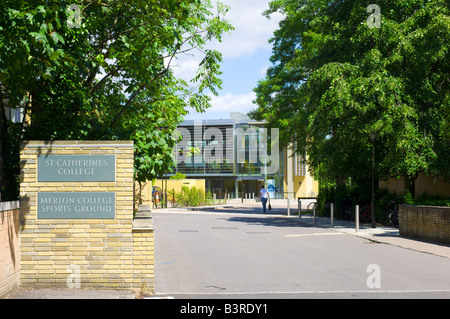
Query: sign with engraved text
xmin=38 ymin=155 xmax=115 ymax=182
xmin=38 ymin=192 xmax=115 ymax=219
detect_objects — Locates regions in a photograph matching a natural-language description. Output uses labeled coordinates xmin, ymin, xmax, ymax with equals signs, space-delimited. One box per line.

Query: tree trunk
xmin=335 ymin=175 xmax=345 ymax=186
xmin=404 ymin=173 xmax=419 ymax=198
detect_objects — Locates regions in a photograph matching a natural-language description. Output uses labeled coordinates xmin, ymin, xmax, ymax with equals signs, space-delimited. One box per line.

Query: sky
xmin=172 ymin=0 xmax=283 ymax=121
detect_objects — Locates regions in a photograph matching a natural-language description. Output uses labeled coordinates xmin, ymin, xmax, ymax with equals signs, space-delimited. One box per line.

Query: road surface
xmin=152 ymin=205 xmax=450 ymax=299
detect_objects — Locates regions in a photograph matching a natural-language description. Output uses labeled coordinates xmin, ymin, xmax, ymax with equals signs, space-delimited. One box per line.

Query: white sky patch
xmin=212 ymin=0 xmax=283 ymax=58
xmin=259 ymin=64 xmax=270 ymax=77
xmin=184 ymin=92 xmax=257 ymax=120
xmin=170 ymin=0 xmax=282 ymax=80
xmin=169 ymin=0 xmax=283 ymax=120
xmin=209 ymin=92 xmax=256 ymax=112
xmin=167 ymin=54 xmax=202 ymax=84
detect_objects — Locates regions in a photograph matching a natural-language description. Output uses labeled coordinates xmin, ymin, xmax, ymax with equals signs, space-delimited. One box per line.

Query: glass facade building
xmin=172 ymin=115 xmax=285 ymax=199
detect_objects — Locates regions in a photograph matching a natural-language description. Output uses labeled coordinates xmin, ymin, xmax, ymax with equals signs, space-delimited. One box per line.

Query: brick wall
xmin=19 ymin=141 xmax=146 ymax=291
xmin=399 ymin=204 xmax=450 ymax=244
xmin=132 ymin=207 xmax=154 ymax=295
xmin=0 ymin=201 xmax=20 ymax=297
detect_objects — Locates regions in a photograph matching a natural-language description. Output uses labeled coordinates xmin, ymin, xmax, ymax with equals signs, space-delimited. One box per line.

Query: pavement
xmin=298 ymin=213 xmax=450 ymax=259
xmin=3 ymin=199 xmax=450 ymax=299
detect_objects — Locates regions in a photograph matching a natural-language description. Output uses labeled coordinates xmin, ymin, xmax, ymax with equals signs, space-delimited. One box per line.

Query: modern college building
xmin=170 ymin=112 xmax=318 ymax=200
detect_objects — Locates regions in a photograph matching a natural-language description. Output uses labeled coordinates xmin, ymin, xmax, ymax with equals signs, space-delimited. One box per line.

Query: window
xmin=4 ymin=107 xmax=24 ymax=123
xmin=295 ymin=154 xmax=306 ymax=176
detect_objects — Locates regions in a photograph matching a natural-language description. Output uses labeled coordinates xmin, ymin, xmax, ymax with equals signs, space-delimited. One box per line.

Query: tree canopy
xmin=0 ymin=0 xmax=233 ymax=198
xmin=251 ymin=0 xmax=449 ymax=191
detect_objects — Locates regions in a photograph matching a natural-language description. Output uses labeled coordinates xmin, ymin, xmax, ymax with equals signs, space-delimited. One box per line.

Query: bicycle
xmin=359 ymin=204 xmax=372 ymax=223
xmin=307 ymin=202 xmax=316 ymax=213
xmin=341 ymin=197 xmax=354 ymax=221
xmin=340 ymin=199 xmax=372 ymax=223
xmin=383 ymin=201 xmax=399 ymax=228
xmin=323 ymin=202 xmax=331 ymax=216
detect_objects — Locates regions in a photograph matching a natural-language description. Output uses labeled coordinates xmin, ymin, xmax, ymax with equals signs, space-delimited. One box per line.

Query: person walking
xmin=257 ymin=185 xmax=269 ymax=213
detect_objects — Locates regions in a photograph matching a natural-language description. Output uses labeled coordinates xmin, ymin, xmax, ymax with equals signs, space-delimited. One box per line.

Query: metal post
xmin=371 ymin=199 xmax=375 ymax=228
xmin=355 ymin=205 xmax=359 ymax=232
xmin=313 ymin=202 xmax=316 ymax=225
xmin=287 ymin=198 xmax=290 ymax=216
xmin=330 ymin=203 xmax=334 ymax=228
xmin=371 ymin=131 xmax=376 ymax=228
xmin=298 ymin=199 xmax=301 ymax=220
xmin=371 ymin=143 xmax=376 ymax=228
xmin=241 ymin=174 xmax=244 ymax=203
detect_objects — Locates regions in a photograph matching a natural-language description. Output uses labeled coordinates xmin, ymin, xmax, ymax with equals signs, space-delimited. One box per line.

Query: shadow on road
xmin=223 ymin=215 xmax=309 ymax=228
xmin=183 ymin=203 xmax=317 ymax=229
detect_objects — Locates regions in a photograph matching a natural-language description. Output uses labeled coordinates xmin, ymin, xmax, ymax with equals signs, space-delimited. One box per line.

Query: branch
xmin=109 ymin=83 xmax=145 ymax=128
xmin=108 ymin=65 xmax=173 ymax=128
xmin=89 ymin=67 xmax=120 ymax=94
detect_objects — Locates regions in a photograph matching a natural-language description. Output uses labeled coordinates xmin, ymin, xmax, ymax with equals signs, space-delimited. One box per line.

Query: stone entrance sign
xmin=37 ymin=155 xmax=116 ymax=182
xmin=37 ymin=192 xmax=115 ymax=219
xmin=19 ymin=141 xmax=154 ymax=294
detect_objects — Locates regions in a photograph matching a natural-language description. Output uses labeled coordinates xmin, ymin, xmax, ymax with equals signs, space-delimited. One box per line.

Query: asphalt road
xmin=152 ymin=206 xmax=450 ymax=299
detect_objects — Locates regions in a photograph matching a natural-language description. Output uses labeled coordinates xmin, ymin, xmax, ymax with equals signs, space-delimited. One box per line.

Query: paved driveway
xmin=152 ymin=205 xmax=450 ymax=299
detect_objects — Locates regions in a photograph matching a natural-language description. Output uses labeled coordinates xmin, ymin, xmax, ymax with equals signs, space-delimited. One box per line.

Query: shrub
xmin=170 ymin=172 xmax=186 ymax=179
xmin=175 ymin=186 xmax=206 ymax=207
xmin=319 ymin=183 xmax=450 ymax=223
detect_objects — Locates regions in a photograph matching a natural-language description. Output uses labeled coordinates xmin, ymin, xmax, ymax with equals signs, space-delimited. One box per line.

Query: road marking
xmin=285 ymin=232 xmax=346 ymax=237
xmin=162 ymin=258 xmax=177 ymax=265
xmin=154 ymin=289 xmax=450 ymax=296
xmin=247 ymin=232 xmax=271 ymax=234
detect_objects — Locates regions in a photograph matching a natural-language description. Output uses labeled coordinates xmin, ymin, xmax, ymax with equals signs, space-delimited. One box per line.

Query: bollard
xmin=313 ymin=202 xmax=316 ymax=225
xmin=330 ymin=203 xmax=334 ymax=228
xmin=355 ymin=205 xmax=359 ymax=232
xmin=298 ymin=199 xmax=301 ymax=220
xmin=287 ymin=198 xmax=290 ymax=216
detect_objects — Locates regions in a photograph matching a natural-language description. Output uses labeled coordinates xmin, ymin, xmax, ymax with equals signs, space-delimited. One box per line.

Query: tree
xmin=170 ymin=172 xmax=187 ymax=179
xmin=251 ymin=0 xmax=449 ymax=195
xmin=0 ymin=0 xmax=233 ymax=199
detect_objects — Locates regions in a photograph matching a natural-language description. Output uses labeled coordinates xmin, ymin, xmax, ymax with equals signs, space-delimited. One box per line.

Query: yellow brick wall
xmin=399 ymin=205 xmax=450 ymax=244
xmin=19 ymin=141 xmax=150 ymax=291
xmin=0 ymin=202 xmax=20 ymax=297
xmin=132 ymin=229 xmax=154 ymax=294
